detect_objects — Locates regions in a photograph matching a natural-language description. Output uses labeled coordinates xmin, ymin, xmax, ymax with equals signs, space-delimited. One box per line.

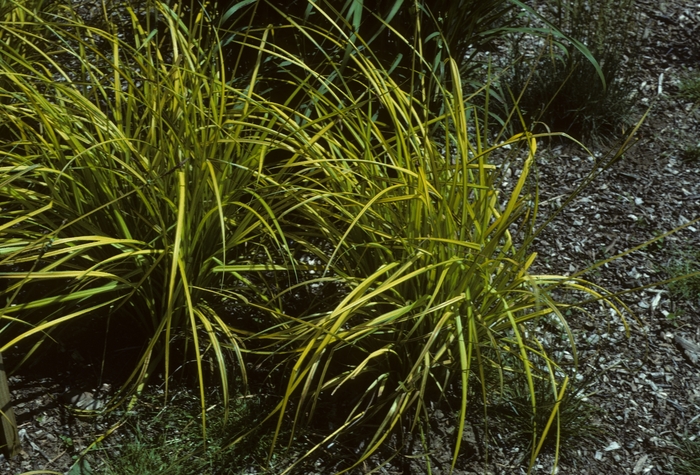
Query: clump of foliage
xmin=678 ymin=70 xmax=700 ymax=104
xmin=4 ymin=0 xmax=694 ymax=474
xmin=0 ymin=0 xmax=296 ymax=439
xmin=674 ymin=70 xmax=700 ymax=164
xmin=674 ymin=435 xmax=700 ymax=475
xmin=681 ymin=144 xmax=700 ymax=163
xmin=504 ymin=0 xmax=642 ymax=142
xmin=662 ymin=248 xmax=700 ymax=303
xmin=99 ymin=389 xmax=285 ymax=475
xmin=488 ymin=366 xmax=602 ymax=464
xmin=213 ymin=0 xmax=515 ymax=113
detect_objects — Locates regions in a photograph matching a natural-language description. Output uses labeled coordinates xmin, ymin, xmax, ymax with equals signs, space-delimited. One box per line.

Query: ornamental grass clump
xmin=0 ymin=0 xmax=311 ymax=437
xmin=2 ymin=1 xmax=693 ymax=474
xmin=504 ymin=0 xmax=641 ymax=142
xmin=209 ymin=3 xmax=637 ymax=473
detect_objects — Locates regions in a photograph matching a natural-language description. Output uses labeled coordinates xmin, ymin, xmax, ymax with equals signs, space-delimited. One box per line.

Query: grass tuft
xmin=675 ymin=435 xmax=700 ymax=475
xmin=678 ymin=70 xmax=700 ymax=104
xmin=662 ymin=248 xmax=700 ymax=303
xmin=489 ymin=369 xmax=602 ymax=461
xmin=99 ymin=389 xmax=283 ymax=475
xmin=503 ymin=0 xmax=642 ymax=143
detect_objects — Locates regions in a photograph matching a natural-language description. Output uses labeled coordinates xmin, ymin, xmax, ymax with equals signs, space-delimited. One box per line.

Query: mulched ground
xmin=1 ymin=0 xmax=698 ymax=474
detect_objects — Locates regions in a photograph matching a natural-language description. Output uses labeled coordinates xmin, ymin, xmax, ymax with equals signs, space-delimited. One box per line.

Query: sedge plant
xmin=503 ymin=0 xmax=641 ymax=143
xmin=0 ymin=0 xmax=313 ymax=440
xmin=209 ymin=5 xmax=639 ymax=474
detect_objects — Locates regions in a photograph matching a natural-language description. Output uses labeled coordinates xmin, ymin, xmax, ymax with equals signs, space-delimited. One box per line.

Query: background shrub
xmin=212 ymin=0 xmax=515 ymax=118
xmin=503 ymin=0 xmax=642 ymax=142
